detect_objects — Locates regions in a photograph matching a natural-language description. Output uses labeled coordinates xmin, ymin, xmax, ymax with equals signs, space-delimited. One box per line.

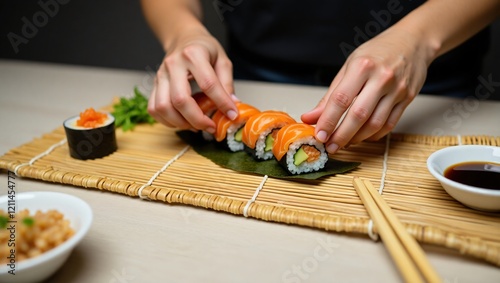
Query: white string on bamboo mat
xmin=137 ymin=145 xmax=190 ymax=200
xmin=13 ymin=139 xmax=67 ymax=176
xmin=378 ymin=132 xmax=391 ymax=195
xmin=367 ymin=132 xmax=392 ymax=241
xmin=456 ymin=134 xmax=462 ymax=145
xmin=243 ymin=174 xmax=269 ymax=217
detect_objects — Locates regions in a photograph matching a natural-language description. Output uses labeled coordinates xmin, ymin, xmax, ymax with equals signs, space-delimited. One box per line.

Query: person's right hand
xmin=148 ymin=27 xmax=238 ymax=134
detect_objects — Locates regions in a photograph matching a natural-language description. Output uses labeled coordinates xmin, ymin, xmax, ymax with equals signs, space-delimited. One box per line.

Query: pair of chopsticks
xmin=353 ymin=177 xmax=442 ymax=283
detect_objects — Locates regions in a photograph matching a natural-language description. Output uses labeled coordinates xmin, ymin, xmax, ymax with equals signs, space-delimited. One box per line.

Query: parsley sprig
xmin=22 ymin=217 xmax=34 ymax=227
xmin=112 ymin=87 xmax=156 ymax=131
xmin=0 ymin=216 xmax=7 ymax=229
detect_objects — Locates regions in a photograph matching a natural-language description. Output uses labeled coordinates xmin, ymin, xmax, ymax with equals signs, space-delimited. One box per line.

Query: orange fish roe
xmin=76 ymin=108 xmax=107 ymax=128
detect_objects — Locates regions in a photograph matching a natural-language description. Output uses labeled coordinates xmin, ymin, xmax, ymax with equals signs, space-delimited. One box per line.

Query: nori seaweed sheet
xmin=176 ymin=130 xmax=360 ymax=180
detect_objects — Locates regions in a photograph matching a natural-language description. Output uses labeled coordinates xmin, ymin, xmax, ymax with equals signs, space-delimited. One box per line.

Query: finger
xmin=326 ymin=72 xmax=395 ymax=152
xmin=154 ymin=63 xmax=193 ymax=129
xmin=324 ymin=57 xmax=409 ymax=152
xmin=183 ymin=46 xmax=238 ymax=121
xmin=148 ymin=71 xmax=174 ymax=128
xmin=301 ymin=66 xmax=346 ymax=125
xmin=367 ymin=99 xmax=408 ymax=141
xmin=313 ymin=66 xmax=368 ymax=145
xmin=347 ymin=94 xmax=398 ymax=144
xmin=166 ymin=57 xmax=215 ymax=131
xmin=351 ymin=79 xmax=412 ymax=144
xmin=325 ymin=92 xmax=379 ymax=152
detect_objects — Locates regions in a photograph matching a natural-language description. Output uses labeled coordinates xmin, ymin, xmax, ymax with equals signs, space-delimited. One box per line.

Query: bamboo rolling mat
xmin=1 ymin=122 xmax=499 ymax=266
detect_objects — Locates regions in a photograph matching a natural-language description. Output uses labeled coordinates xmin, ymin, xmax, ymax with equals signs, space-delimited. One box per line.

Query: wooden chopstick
xmin=353 ymin=177 xmax=441 ymax=283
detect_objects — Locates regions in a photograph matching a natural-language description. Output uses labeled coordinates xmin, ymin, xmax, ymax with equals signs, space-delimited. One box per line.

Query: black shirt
xmin=222 ymin=0 xmax=490 ymax=96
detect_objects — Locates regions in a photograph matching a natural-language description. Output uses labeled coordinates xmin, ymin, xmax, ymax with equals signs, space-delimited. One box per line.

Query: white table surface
xmin=0 ymin=59 xmax=499 ymax=283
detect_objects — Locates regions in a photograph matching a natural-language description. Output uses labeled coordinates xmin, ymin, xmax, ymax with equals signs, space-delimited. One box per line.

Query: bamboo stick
xmin=353 ymin=178 xmax=441 ymax=283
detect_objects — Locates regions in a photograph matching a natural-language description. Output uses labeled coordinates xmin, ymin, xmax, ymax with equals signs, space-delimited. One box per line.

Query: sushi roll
xmin=212 ymin=102 xmax=260 ymax=152
xmin=272 ymin=123 xmax=328 ymax=174
xmin=241 ymin=110 xmax=296 ymax=160
xmin=63 ymin=108 xmax=118 ymax=160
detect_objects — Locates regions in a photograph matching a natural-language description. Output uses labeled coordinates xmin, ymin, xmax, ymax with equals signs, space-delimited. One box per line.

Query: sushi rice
xmin=226 ymin=123 xmax=246 ymax=152
xmin=254 ymin=128 xmax=276 ymax=160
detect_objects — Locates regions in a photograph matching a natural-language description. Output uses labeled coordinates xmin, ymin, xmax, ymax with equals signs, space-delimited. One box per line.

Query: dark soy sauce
xmin=444 ymin=162 xmax=500 ymax=190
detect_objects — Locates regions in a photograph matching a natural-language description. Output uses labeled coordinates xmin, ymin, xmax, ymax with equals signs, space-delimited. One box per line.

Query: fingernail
xmin=316 ymin=130 xmax=328 ymax=143
xmin=206 ymin=127 xmax=215 ymax=134
xmin=231 ymin=94 xmax=240 ymax=102
xmin=327 ymin=143 xmax=339 ymax=153
xmin=226 ymin=110 xmax=238 ymax=120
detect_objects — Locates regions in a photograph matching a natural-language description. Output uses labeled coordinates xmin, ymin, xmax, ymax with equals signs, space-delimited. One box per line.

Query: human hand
xmin=301 ymin=28 xmax=430 ymax=153
xmin=148 ymin=28 xmax=238 ymax=134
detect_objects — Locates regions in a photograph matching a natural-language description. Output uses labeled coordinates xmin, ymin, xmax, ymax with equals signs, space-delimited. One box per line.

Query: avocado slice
xmin=264 ymin=134 xmax=274 ymax=151
xmin=234 ymin=127 xmax=244 ymax=142
xmin=293 ymin=147 xmax=309 ymax=166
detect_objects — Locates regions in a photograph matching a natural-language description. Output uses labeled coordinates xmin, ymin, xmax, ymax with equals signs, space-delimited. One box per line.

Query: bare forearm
xmin=391 ymin=0 xmax=500 ymax=64
xmin=140 ymin=0 xmax=205 ymax=51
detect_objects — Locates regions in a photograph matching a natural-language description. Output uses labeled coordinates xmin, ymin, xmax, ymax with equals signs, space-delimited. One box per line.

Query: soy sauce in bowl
xmin=444 ymin=162 xmax=500 ymax=190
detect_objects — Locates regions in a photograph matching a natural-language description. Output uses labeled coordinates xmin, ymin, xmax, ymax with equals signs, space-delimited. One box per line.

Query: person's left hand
xmin=301 ymin=28 xmax=431 ymax=153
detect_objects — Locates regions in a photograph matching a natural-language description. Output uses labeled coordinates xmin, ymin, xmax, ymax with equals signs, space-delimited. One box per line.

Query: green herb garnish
xmin=112 ymin=87 xmax=156 ymax=131
xmin=0 ymin=216 xmax=8 ymax=229
xmin=22 ymin=217 xmax=34 ymax=227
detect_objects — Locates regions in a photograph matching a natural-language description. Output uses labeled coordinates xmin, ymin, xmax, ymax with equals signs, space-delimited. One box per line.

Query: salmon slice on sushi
xmin=212 ymin=102 xmax=260 ymax=152
xmin=193 ymin=92 xmax=218 ymax=141
xmin=241 ymin=110 xmax=296 ymax=160
xmin=193 ymin=91 xmax=217 ymax=118
xmin=272 ymin=123 xmax=328 ymax=174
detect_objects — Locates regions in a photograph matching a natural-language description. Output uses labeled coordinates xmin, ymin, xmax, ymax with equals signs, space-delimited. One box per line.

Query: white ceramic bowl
xmin=427 ymin=145 xmax=500 ymax=211
xmin=0 ymin=192 xmax=92 ymax=283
